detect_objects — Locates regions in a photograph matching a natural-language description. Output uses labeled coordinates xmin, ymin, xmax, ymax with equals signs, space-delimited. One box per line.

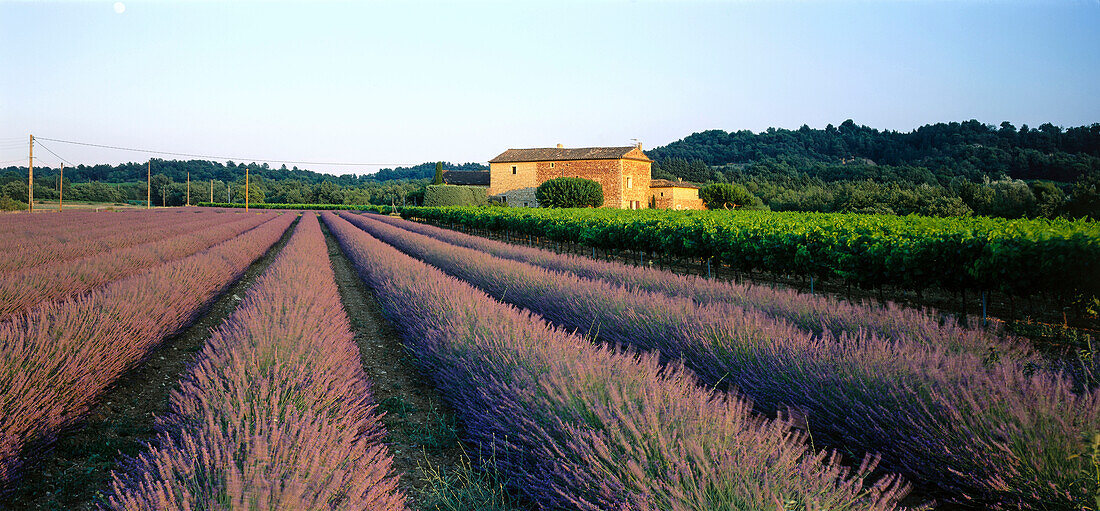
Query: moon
xmin=113 ymin=2 xmax=125 ymax=14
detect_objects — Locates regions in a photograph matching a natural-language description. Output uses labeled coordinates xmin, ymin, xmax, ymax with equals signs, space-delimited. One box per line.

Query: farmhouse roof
xmin=489 ymin=146 xmax=652 ymax=163
xmin=442 ymin=170 xmax=490 ymax=186
xmin=649 ymin=178 xmax=700 ymax=189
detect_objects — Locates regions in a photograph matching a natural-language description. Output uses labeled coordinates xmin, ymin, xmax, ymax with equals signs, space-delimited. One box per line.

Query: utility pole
xmin=210 ymin=179 xmax=213 ymax=203
xmin=186 ymin=172 xmax=190 ymax=206
xmin=147 ymin=160 xmax=151 ymax=209
xmin=28 ymin=135 xmax=33 ymax=212
xmin=245 ymin=167 xmax=249 ymax=211
xmin=58 ymin=163 xmax=63 ymax=212
xmin=227 ymin=182 xmax=230 ymax=203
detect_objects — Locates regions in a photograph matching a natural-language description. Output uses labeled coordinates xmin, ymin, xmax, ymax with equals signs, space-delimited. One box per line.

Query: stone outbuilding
xmin=649 ymin=179 xmax=705 ymax=210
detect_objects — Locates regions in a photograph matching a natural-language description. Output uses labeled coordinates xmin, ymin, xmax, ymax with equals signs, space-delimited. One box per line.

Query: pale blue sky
xmin=2 ymin=0 xmax=1098 ymax=175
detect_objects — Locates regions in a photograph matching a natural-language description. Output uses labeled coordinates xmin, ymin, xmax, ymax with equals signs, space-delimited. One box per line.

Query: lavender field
xmin=0 ymin=207 xmax=1093 ymax=510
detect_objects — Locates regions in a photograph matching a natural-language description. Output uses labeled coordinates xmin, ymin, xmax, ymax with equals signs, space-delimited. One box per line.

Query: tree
xmin=1068 ymin=170 xmax=1100 ymax=219
xmin=1030 ymin=181 xmax=1066 ymax=218
xmin=2 ymin=180 xmax=27 ymax=202
xmin=699 ymin=183 xmax=764 ymax=210
xmin=432 ymin=161 xmax=444 ymax=185
xmin=535 ymin=177 xmax=603 ymax=208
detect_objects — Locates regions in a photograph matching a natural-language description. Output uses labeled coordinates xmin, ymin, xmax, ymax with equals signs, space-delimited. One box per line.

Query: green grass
xmin=418 ymin=448 xmax=526 ymax=511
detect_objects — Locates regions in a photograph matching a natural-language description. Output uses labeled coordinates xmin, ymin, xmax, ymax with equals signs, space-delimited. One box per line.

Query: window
xmin=512 ymin=166 xmax=517 ymax=175
xmin=550 ymin=162 xmax=555 ymax=168
xmin=660 ymin=192 xmax=664 ymax=197
xmin=626 ymin=176 xmax=633 ymax=189
xmin=523 ymin=202 xmax=528 ymax=207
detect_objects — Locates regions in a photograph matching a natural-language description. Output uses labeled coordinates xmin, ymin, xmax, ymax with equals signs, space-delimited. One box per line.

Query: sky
xmin=1 ymin=0 xmax=1098 ymax=176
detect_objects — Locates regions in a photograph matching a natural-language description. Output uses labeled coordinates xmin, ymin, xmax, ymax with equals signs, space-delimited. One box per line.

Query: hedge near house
xmin=535 ymin=177 xmax=603 ymax=208
xmin=424 ymin=184 xmax=488 ymax=207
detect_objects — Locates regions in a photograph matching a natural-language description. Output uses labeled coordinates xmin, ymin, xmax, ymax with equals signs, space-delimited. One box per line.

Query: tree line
xmin=649 ymin=120 xmax=1100 ymax=218
xmin=0 ymin=159 xmax=488 ymax=209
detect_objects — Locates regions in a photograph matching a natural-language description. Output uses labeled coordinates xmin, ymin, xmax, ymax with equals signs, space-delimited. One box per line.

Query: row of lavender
xmin=0 ymin=209 xmax=236 ymax=271
xmin=0 ymin=213 xmax=295 ymax=486
xmin=366 ymin=213 xmax=1025 ymax=359
xmin=0 ymin=212 xmax=277 ymax=319
xmin=107 ymin=214 xmax=404 ymax=510
xmin=344 ymin=211 xmax=1097 ymax=509
xmin=323 ymin=211 xmax=911 ymax=510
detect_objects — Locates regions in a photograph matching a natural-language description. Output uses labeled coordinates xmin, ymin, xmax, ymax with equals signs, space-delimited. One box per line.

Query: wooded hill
xmin=647 ymin=120 xmax=1100 ymax=218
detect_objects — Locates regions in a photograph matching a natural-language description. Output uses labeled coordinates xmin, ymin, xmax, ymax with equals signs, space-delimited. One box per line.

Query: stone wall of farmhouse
xmin=621 ymin=159 xmax=652 ymax=209
xmin=489 ymin=162 xmax=538 ymax=196
xmin=490 ymin=155 xmax=654 ymax=209
xmin=503 ymin=187 xmax=539 ymax=208
xmin=533 ymin=159 xmax=623 ymax=208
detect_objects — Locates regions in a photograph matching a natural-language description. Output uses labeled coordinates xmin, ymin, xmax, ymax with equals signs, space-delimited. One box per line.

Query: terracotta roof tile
xmin=489 ymin=146 xmax=651 ymax=163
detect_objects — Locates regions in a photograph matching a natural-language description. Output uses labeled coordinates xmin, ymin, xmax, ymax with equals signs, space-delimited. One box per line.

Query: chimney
xmin=556 ymin=143 xmax=563 ymax=148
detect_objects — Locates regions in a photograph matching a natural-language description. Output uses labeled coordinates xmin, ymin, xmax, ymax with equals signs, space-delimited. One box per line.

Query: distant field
xmin=16 ymin=200 xmax=154 ymax=212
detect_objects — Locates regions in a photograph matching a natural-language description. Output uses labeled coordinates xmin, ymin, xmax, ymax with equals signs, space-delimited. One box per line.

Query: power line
xmin=33 ymin=139 xmax=74 ymax=166
xmin=34 ymin=136 xmax=415 ymax=168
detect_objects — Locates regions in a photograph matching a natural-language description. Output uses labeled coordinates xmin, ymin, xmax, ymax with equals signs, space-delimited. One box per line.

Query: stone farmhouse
xmin=487 ymin=144 xmax=705 ymax=210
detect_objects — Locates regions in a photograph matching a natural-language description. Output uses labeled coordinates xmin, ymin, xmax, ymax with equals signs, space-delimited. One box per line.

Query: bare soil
xmin=320 ymin=220 xmax=466 ymax=508
xmin=1 ymin=216 xmax=298 ymax=510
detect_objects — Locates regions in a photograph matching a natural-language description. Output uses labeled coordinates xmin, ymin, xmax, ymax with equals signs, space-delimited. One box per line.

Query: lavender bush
xmin=0 ymin=212 xmax=276 ymax=319
xmin=0 ymin=208 xmax=197 ymax=244
xmin=0 ymin=213 xmax=295 ymax=487
xmin=106 ymin=214 xmax=404 ymax=510
xmin=0 ymin=209 xmax=245 ymax=274
xmin=322 ymin=211 xmax=911 ymax=511
xmin=344 ymin=211 xmax=1099 ymax=509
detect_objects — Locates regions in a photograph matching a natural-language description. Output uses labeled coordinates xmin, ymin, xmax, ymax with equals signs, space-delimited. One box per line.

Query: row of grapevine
xmin=0 ymin=212 xmax=278 ymax=319
xmin=367 ymin=212 xmax=1021 ymax=359
xmin=108 ymin=214 xmax=404 ymax=509
xmin=0 ymin=209 xmax=259 ymax=273
xmin=345 ymin=211 xmax=1097 ymax=509
xmin=198 ymin=202 xmax=395 ymax=213
xmin=323 ymin=211 xmax=910 ymax=510
xmin=0 ymin=213 xmax=295 ymax=486
xmin=400 ymin=206 xmax=1100 ymax=301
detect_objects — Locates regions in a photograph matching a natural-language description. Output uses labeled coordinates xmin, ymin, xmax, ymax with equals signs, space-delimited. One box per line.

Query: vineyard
xmin=397 ymin=206 xmax=1100 ymax=315
xmin=0 ymin=207 xmax=1096 ymax=510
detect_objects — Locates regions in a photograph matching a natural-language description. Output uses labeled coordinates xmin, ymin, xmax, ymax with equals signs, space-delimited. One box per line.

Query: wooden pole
xmin=28 ymin=135 xmax=33 ymax=212
xmin=245 ymin=167 xmax=249 ymax=211
xmin=58 ymin=163 xmax=63 ymax=212
xmin=147 ymin=160 xmax=151 ymax=209
xmin=210 ymin=179 xmax=213 ymax=203
xmin=186 ymin=172 xmax=190 ymax=206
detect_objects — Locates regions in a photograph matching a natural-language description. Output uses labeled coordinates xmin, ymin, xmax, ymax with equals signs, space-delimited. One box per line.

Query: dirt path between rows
xmin=3 ymin=216 xmax=299 ymax=511
xmin=320 ymin=219 xmax=472 ymax=509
